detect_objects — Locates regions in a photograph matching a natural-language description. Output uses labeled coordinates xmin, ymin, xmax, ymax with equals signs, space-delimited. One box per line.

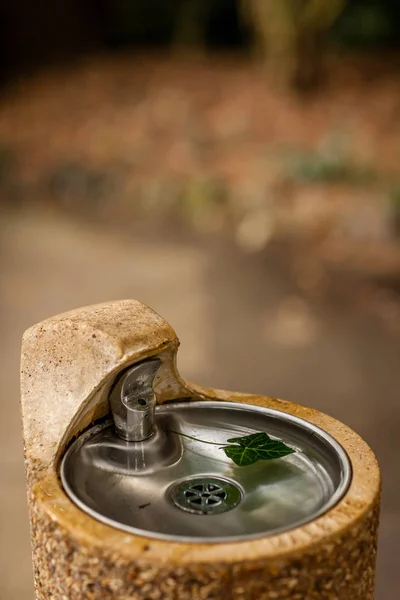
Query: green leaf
xmin=223 ymin=432 xmax=295 ymax=467
xmin=226 ymin=432 xmax=272 ymax=447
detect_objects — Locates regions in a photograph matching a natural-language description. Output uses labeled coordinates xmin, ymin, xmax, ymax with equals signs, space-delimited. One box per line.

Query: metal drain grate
xmin=169 ymin=476 xmax=242 ymax=515
xmin=184 ymin=482 xmax=227 ymax=508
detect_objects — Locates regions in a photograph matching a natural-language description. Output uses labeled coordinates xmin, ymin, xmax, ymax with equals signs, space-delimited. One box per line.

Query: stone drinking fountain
xmin=20 ymin=300 xmax=380 ymax=599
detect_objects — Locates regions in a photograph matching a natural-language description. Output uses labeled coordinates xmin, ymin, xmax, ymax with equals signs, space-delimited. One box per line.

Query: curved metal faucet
xmin=109 ymin=358 xmax=161 ymax=442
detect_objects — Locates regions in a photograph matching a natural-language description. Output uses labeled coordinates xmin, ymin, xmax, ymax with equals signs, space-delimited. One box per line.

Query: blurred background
xmin=0 ymin=1 xmax=399 ymax=598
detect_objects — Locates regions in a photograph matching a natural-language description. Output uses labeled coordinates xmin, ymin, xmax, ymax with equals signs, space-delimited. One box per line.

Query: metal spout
xmin=109 ymin=358 xmax=161 ymax=442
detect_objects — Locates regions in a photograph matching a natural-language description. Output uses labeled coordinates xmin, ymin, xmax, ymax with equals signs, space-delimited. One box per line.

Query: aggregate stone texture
xmin=21 ymin=300 xmax=381 ymax=600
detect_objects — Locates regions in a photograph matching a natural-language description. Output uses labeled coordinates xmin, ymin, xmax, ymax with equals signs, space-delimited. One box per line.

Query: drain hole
xmin=171 ymin=477 xmax=241 ymax=515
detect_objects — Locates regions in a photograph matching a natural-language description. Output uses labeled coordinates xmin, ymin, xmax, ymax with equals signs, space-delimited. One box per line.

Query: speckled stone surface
xmin=21 ymin=300 xmax=381 ymax=600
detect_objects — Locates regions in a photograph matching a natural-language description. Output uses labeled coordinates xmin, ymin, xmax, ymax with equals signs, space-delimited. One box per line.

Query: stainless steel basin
xmin=61 ymin=400 xmax=351 ymax=543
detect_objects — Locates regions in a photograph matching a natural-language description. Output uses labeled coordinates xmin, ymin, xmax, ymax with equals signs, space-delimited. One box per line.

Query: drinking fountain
xmin=20 ymin=299 xmax=380 ymax=599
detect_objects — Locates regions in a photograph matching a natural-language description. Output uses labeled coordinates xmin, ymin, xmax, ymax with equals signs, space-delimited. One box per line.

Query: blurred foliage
xmin=240 ymin=0 xmax=346 ymax=89
xmin=332 ymin=0 xmax=400 ymax=47
xmin=98 ymin=0 xmax=400 ymax=90
xmin=101 ymin=0 xmax=243 ymax=48
xmin=178 ymin=177 xmax=228 ymax=232
xmin=173 ymin=0 xmax=242 ymax=49
xmin=99 ymin=0 xmax=400 ymax=50
xmin=99 ymin=0 xmax=175 ymax=46
xmin=284 ymin=133 xmax=377 ymax=185
xmin=47 ymin=163 xmax=115 ymax=215
xmin=2 ymin=1 xmax=399 ymax=89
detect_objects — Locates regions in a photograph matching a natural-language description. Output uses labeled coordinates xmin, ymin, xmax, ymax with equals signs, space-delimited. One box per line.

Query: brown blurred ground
xmin=1 ymin=54 xmax=400 ymax=275
xmin=0 ymin=206 xmax=399 ymax=599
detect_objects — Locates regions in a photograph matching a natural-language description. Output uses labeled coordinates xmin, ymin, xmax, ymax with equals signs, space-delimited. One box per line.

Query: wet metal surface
xmin=61 ymin=401 xmax=351 ymax=542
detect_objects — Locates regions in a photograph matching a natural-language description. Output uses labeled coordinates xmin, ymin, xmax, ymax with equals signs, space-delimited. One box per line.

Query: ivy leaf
xmin=169 ymin=429 xmax=296 ymax=468
xmin=223 ymin=432 xmax=295 ymax=467
xmin=226 ymin=432 xmax=272 ymax=447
